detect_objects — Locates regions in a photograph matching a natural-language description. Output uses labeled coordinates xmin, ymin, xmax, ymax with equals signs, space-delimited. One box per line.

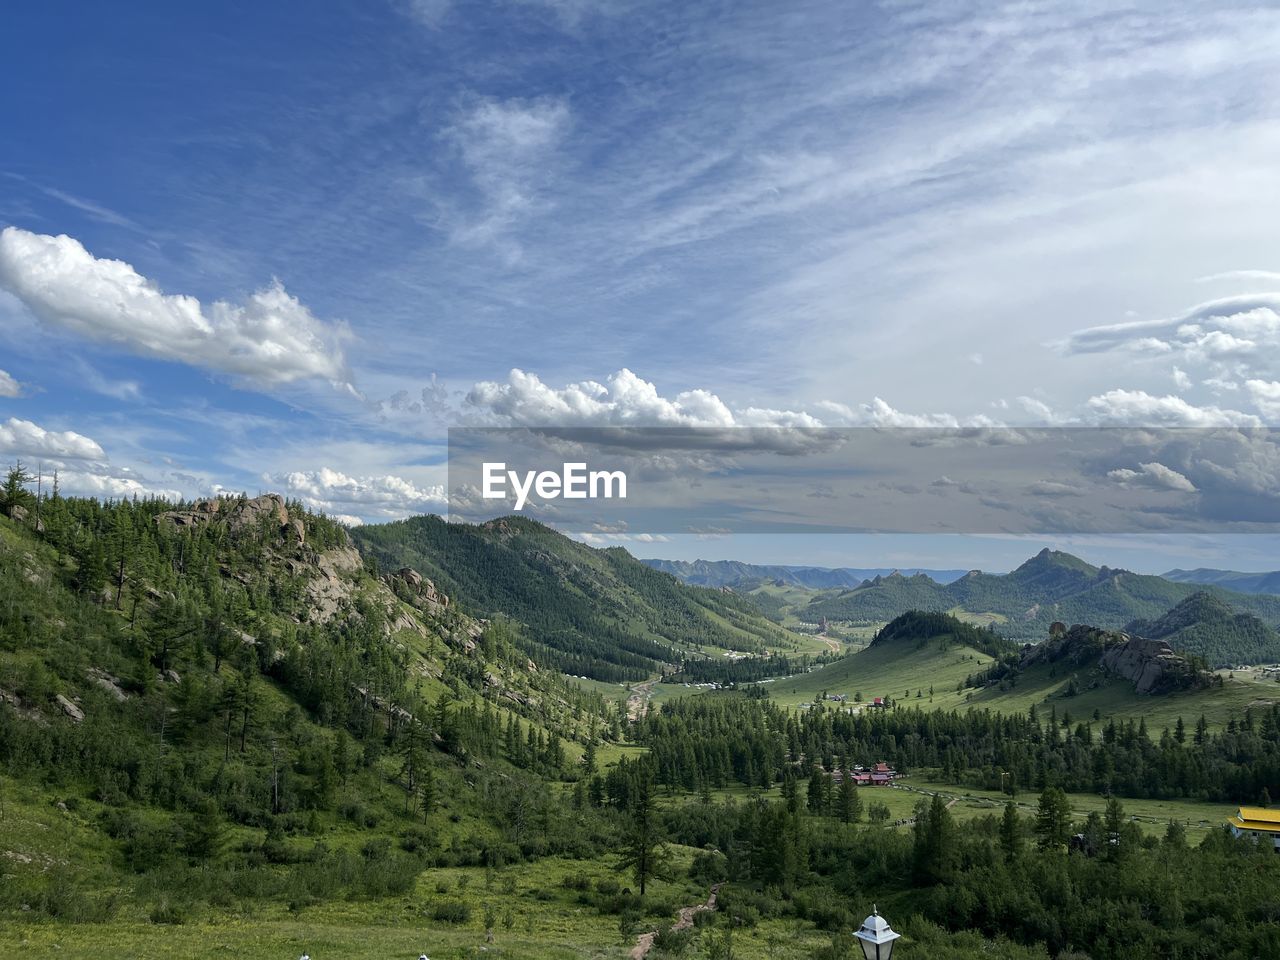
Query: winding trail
xmin=626 ymin=678 xmax=659 ymax=722
xmin=630 ymin=885 xmax=721 ymax=960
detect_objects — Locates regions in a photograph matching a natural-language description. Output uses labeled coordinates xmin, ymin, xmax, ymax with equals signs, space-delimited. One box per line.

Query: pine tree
xmin=616 ymin=772 xmax=667 ymax=895
xmin=1034 ymin=786 xmax=1072 ymax=850
xmin=836 ymin=776 xmax=861 ymax=824
xmin=999 ymin=800 xmax=1021 ymax=861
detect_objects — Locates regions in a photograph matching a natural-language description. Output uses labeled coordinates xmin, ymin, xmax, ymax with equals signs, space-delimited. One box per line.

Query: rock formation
xmin=1020 ymin=622 xmax=1209 ymax=694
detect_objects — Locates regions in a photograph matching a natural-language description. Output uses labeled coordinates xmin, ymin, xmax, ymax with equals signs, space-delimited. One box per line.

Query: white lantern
xmin=854 ymin=906 xmax=901 ymax=960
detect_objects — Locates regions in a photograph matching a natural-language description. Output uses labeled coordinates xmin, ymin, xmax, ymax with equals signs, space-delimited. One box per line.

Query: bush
xmin=149 ymin=899 xmax=187 ymax=925
xmin=689 ymin=849 xmax=729 ymax=885
xmin=653 ymin=924 xmax=694 ymax=955
xmin=431 ymin=900 xmax=472 ymax=924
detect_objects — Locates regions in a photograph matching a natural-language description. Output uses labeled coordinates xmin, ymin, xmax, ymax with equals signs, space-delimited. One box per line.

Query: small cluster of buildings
xmin=829 ymin=761 xmax=898 ymax=787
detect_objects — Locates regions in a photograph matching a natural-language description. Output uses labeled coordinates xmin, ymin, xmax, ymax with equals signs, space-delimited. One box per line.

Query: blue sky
xmin=3 ymin=1 xmax=1280 ymax=572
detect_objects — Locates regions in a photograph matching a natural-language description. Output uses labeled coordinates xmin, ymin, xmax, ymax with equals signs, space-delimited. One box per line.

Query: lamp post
xmin=854 ymin=906 xmax=901 ymax=960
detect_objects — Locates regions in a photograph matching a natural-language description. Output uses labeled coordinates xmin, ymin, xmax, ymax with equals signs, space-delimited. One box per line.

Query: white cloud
xmin=0 ymin=369 xmax=21 ymax=398
xmin=1246 ymin=379 xmax=1280 ymax=419
xmin=463 ymin=367 xmax=1012 ymax=435
xmin=1084 ymin=389 xmax=1260 ymax=427
xmin=1063 ymin=295 xmax=1280 ymax=421
xmin=0 ymin=228 xmax=354 ymax=392
xmin=442 ymin=97 xmax=571 ymax=252
xmin=579 ymin=531 xmax=671 ymax=544
xmin=269 ymin=467 xmax=446 ymax=521
xmin=56 ymin=469 xmax=183 ymax=502
xmin=1107 ymin=462 xmax=1197 ymax=494
xmin=465 ymin=367 xmax=827 ymax=429
xmin=0 ymin=417 xmax=106 ymax=461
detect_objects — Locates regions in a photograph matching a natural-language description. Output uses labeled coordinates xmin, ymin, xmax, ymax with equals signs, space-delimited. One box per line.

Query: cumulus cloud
xmin=56 ymin=469 xmax=183 ymax=502
xmin=1065 ymin=294 xmax=1280 ymax=357
xmin=0 ymin=369 xmax=21 ymax=398
xmin=0 ymin=228 xmax=354 ymax=392
xmin=579 ymin=531 xmax=671 ymax=544
xmin=0 ymin=417 xmax=106 ymax=460
xmin=1084 ymin=390 xmax=1260 ymax=427
xmin=1246 ymin=380 xmax=1280 ymax=419
xmin=1063 ymin=294 xmax=1280 ymax=421
xmin=1107 ymin=462 xmax=1197 ymax=493
xmin=463 ymin=367 xmax=1006 ymax=434
xmin=269 ymin=467 xmax=446 ymax=521
xmin=465 ymin=368 xmax=828 ymax=430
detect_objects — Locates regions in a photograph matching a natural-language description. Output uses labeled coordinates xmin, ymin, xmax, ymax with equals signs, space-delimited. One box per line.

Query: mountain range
xmin=1162 ymin=568 xmax=1280 ymax=596
xmin=800 ymin=547 xmax=1280 ymax=654
xmin=640 ymin=557 xmax=971 ymax=589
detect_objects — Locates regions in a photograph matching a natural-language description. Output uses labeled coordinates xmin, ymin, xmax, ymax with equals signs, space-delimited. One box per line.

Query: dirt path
xmin=895 ymin=794 xmax=959 ymax=827
xmin=630 ymin=885 xmax=720 ymax=959
xmin=816 ymin=632 xmax=841 ymax=654
xmin=626 ymin=678 xmax=659 ymax=722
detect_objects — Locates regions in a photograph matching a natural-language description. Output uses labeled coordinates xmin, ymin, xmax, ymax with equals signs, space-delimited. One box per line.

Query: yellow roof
xmin=1230 ymin=807 xmax=1280 ymax=833
xmin=1237 ymin=807 xmax=1280 ymax=823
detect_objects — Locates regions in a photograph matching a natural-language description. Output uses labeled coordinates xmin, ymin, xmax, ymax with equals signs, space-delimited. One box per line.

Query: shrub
xmin=431 ymin=900 xmax=472 ymax=924
xmin=149 ymin=899 xmax=186 ymax=925
xmin=653 ymin=924 xmax=694 ymax=955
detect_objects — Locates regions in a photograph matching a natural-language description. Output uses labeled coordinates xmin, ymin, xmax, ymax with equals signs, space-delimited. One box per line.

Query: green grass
xmin=948 ymin=662 xmax=1280 ymax=731
xmin=766 ymin=638 xmax=992 ymax=708
xmin=763 ymin=636 xmax=1280 ymax=731
xmin=891 ymin=775 xmax=1231 ymax=842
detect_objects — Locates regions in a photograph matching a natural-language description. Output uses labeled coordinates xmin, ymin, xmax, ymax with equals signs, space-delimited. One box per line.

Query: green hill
xmin=351 ymin=515 xmax=803 ymax=682
xmin=802 ymin=548 xmax=1280 ymax=641
xmin=769 ymin=611 xmax=1008 ymax=706
xmin=1126 ymin=591 xmax=1280 ymax=667
xmin=0 ymin=493 xmax=641 ymax=935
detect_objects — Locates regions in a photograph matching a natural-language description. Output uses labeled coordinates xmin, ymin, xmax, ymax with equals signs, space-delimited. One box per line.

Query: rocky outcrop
xmin=158 ymin=494 xmax=291 ymax=535
xmin=387 ymin=566 xmax=449 ymax=614
xmin=55 ymin=694 xmax=84 ymax=722
xmin=1100 ymin=635 xmax=1206 ymax=694
xmin=87 ymin=669 xmax=129 ymax=702
xmin=1022 ymin=624 xmax=1124 ymax=669
xmin=1022 ymin=623 xmax=1209 ymax=694
xmin=305 ymin=546 xmax=363 ymax=623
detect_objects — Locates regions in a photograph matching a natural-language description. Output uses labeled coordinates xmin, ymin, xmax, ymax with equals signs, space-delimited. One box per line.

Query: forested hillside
xmin=352 ymin=515 xmax=800 ymax=682
xmin=7 ymin=480 xmax=1280 ymax=960
xmin=1127 ymin=592 xmax=1280 ymax=667
xmin=0 ymin=484 xmax=645 ymax=931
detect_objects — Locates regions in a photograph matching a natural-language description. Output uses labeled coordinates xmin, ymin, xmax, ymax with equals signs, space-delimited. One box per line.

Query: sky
xmin=2 ymin=0 xmax=1280 ymax=572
